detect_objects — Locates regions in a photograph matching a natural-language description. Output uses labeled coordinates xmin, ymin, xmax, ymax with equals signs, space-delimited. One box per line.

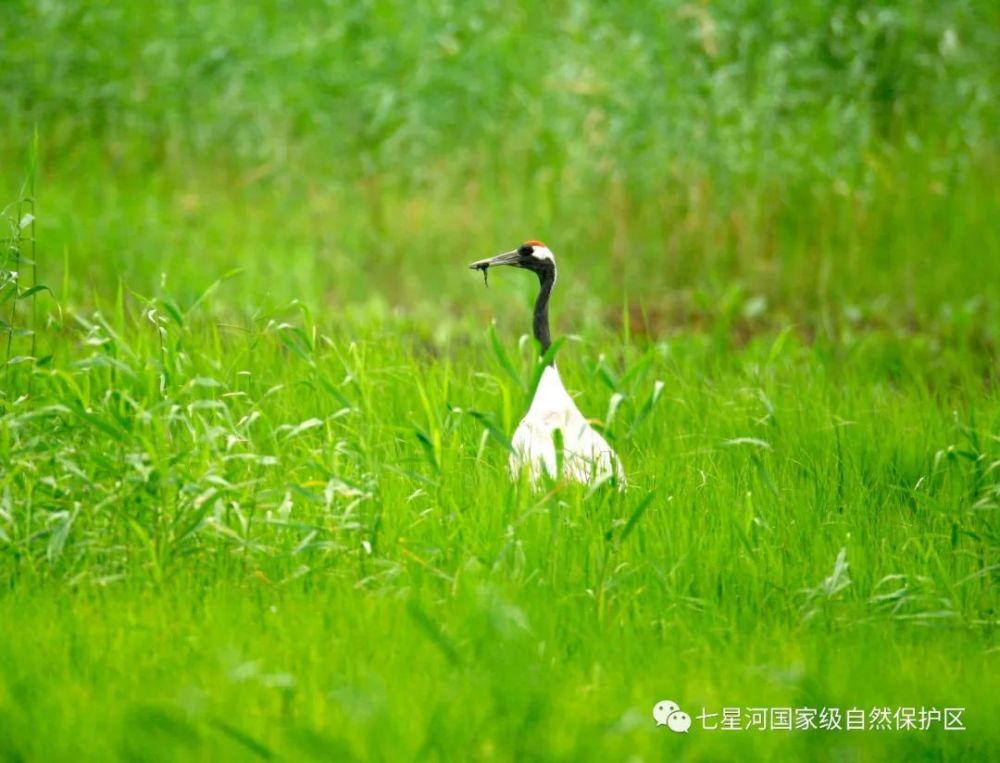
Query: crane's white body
xmin=510 ymin=364 xmax=625 ymax=487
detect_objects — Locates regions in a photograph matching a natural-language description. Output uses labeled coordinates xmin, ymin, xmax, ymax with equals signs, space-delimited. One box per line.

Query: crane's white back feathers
xmin=510 ymin=365 xmax=625 ymax=487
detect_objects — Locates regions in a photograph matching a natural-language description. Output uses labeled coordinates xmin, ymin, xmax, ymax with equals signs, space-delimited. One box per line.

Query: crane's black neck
xmin=533 ymin=267 xmax=555 ymax=358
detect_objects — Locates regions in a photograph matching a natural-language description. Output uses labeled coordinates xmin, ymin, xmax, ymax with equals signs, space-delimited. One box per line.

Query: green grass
xmin=2 ymin=1 xmax=1000 ymax=761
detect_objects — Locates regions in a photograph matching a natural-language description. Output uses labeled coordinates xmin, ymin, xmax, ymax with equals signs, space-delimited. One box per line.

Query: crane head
xmin=469 ymin=241 xmax=556 ymax=286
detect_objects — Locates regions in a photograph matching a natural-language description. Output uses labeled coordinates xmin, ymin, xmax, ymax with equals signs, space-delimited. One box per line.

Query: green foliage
xmin=1 ymin=271 xmax=997 ymax=759
xmin=1 ymin=1 xmax=999 ymax=760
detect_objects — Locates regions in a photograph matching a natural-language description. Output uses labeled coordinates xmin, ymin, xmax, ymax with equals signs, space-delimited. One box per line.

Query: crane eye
xmin=517 ymin=244 xmax=533 ymax=257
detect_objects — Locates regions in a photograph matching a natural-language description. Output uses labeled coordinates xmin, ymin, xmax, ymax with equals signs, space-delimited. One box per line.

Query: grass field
xmin=2 ymin=2 xmax=1000 ymax=760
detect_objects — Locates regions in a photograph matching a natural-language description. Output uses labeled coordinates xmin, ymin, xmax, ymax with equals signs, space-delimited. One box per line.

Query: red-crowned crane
xmin=470 ymin=241 xmax=625 ymax=488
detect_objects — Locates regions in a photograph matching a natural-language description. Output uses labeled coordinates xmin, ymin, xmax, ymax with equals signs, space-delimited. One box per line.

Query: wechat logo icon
xmin=653 ymin=699 xmax=692 ymax=733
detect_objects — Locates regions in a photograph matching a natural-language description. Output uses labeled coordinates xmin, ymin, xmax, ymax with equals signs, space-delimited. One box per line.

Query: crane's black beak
xmin=469 ymin=250 xmax=520 ymax=271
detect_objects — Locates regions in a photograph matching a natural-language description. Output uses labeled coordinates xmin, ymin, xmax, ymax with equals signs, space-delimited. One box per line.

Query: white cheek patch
xmin=532 ymin=247 xmax=555 ymax=262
